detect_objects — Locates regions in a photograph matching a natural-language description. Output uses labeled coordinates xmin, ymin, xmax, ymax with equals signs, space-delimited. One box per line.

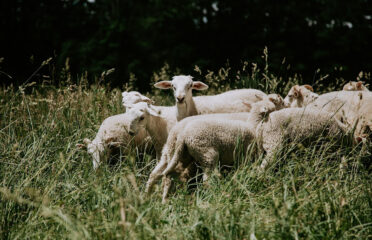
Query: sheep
xmin=352 ymin=94 xmax=372 ymax=142
xmin=81 ymin=114 xmax=150 ymax=169
xmin=256 ymin=105 xmax=347 ymax=169
xmin=308 ymin=91 xmax=367 ymax=134
xmin=283 ymin=84 xmax=319 ymax=108
xmin=343 ymin=81 xmax=369 ymax=91
xmin=78 ymin=91 xmax=155 ymax=169
xmin=154 ymin=75 xmax=268 ymax=121
xmin=122 ymin=91 xmax=154 ymax=111
xmin=145 ymin=95 xmax=285 ymax=201
xmin=283 ymin=86 xmax=368 ymax=140
xmin=125 ymin=102 xmax=177 ymax=160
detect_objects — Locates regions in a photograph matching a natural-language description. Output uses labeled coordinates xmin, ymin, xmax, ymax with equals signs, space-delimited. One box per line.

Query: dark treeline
xmin=0 ymin=0 xmax=371 ymax=90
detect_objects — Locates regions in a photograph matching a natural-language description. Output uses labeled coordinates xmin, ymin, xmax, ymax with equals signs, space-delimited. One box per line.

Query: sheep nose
xmin=177 ymin=97 xmax=185 ymax=103
xmin=128 ymin=131 xmax=135 ymax=136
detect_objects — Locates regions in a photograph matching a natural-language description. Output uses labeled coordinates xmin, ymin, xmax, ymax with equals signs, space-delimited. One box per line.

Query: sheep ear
xmin=356 ymin=81 xmax=363 ymax=90
xmin=76 ymin=143 xmax=86 ymax=149
xmin=141 ymin=95 xmax=155 ymax=104
xmin=147 ymin=104 xmax=161 ymax=116
xmin=83 ymin=138 xmax=92 ymax=145
xmin=293 ymin=86 xmax=301 ymax=98
xmin=303 ymin=84 xmax=314 ymax=92
xmin=192 ymin=81 xmax=208 ymax=91
xmin=154 ymin=81 xmax=172 ymax=89
xmin=255 ymin=94 xmax=263 ymax=101
xmin=268 ymin=97 xmax=277 ymax=104
xmin=242 ymin=101 xmax=252 ymax=111
xmin=123 ymin=103 xmax=134 ymax=109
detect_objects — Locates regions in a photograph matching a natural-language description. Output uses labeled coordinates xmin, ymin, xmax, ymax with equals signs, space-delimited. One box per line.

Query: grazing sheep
xmin=256 ymin=105 xmax=346 ymax=169
xmin=154 ymin=75 xmax=267 ymax=121
xmin=343 ymin=81 xmax=369 ymax=91
xmin=308 ymin=91 xmax=366 ymax=134
xmin=78 ymin=91 xmax=155 ymax=169
xmin=283 ymin=84 xmax=319 ymax=108
xmin=145 ymin=95 xmax=285 ymax=201
xmin=353 ymin=94 xmax=372 ymax=142
xmin=79 ymin=114 xmax=150 ymax=170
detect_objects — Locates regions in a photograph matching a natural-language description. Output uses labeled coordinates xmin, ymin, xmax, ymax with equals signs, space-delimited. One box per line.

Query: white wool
xmin=145 ymin=95 xmax=284 ymax=202
xmin=154 ymin=75 xmax=268 ymax=121
xmin=83 ymin=113 xmax=149 ymax=170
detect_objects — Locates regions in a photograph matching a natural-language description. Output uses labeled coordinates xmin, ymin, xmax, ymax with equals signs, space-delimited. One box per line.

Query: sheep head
xmin=284 ymin=84 xmax=318 ymax=108
xmin=154 ymin=75 xmax=208 ymax=104
xmin=126 ymin=102 xmax=160 ymax=136
xmin=122 ymin=91 xmax=154 ymax=110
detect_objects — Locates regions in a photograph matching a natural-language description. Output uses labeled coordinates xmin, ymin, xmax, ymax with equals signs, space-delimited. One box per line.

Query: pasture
xmin=0 ymin=60 xmax=371 ymax=239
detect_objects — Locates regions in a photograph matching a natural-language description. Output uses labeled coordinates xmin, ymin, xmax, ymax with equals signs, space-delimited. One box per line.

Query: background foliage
xmin=0 ymin=0 xmax=371 ymax=89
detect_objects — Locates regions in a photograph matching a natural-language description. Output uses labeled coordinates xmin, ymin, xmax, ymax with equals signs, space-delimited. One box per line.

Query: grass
xmin=0 ymin=55 xmax=371 ymax=239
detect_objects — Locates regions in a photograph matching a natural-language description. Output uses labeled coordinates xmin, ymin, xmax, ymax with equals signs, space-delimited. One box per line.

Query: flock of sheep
xmin=77 ymin=76 xmax=371 ymax=203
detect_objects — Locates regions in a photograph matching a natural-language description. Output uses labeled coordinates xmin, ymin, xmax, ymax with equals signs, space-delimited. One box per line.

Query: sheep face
xmin=267 ymin=94 xmax=285 ymax=110
xmin=122 ymin=91 xmax=154 ymax=110
xmin=154 ymin=75 xmax=208 ymax=104
xmin=284 ymin=85 xmax=318 ymax=108
xmin=343 ymin=81 xmax=368 ymax=91
xmin=126 ymin=102 xmax=160 ymax=136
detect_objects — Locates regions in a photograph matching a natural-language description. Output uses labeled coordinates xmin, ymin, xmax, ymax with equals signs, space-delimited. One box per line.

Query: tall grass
xmin=0 ymin=54 xmax=371 ymax=239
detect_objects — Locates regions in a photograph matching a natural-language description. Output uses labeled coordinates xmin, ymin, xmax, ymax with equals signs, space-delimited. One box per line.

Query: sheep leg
xmin=145 ymin=157 xmax=168 ymax=194
xmin=199 ymin=149 xmax=219 ymax=183
xmin=162 ymin=143 xmax=184 ymax=176
xmin=161 ymin=175 xmax=172 ymax=204
xmin=260 ymin=149 xmax=275 ymax=170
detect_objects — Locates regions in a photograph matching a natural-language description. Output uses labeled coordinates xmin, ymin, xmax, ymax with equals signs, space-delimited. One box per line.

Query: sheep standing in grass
xmin=145 ymin=95 xmax=285 ymax=201
xmin=78 ymin=91 xmax=154 ymax=169
xmin=343 ymin=81 xmax=369 ymax=91
xmin=154 ymin=75 xmax=268 ymax=121
xmin=256 ymin=105 xmax=347 ymax=169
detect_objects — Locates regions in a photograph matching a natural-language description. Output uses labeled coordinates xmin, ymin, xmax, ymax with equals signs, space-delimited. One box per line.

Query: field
xmin=1 ymin=58 xmax=371 ymax=239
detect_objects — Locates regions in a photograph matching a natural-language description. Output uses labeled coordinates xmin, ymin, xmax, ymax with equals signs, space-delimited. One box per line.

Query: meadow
xmin=1 ymin=55 xmax=371 ymax=239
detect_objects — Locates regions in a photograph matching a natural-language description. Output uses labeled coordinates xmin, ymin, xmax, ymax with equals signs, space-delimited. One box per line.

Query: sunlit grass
xmin=0 ymin=57 xmax=371 ymax=239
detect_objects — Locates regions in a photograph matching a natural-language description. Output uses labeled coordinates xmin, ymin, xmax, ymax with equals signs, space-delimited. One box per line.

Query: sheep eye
xmin=139 ymin=116 xmax=145 ymax=121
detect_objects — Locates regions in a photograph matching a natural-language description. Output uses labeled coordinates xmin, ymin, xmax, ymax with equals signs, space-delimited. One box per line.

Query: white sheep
xmin=154 ymin=75 xmax=268 ymax=121
xmin=122 ymin=91 xmax=154 ymax=110
xmin=308 ymin=91 xmax=367 ymax=135
xmin=352 ymin=93 xmax=372 ymax=142
xmin=145 ymin=95 xmax=285 ymax=201
xmin=125 ymin=102 xmax=177 ymax=160
xmin=343 ymin=81 xmax=369 ymax=91
xmin=256 ymin=105 xmax=347 ymax=169
xmin=78 ymin=91 xmax=155 ymax=169
xmin=283 ymin=84 xmax=319 ymax=108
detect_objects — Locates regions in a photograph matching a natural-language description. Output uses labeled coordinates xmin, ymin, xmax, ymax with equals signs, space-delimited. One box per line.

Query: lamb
xmin=145 ymin=95 xmax=285 ymax=202
xmin=283 ymin=84 xmax=319 ymax=108
xmin=122 ymin=91 xmax=154 ymax=110
xmin=78 ymin=91 xmax=155 ymax=169
xmin=256 ymin=105 xmax=346 ymax=169
xmin=154 ymin=75 xmax=268 ymax=121
xmin=308 ymin=91 xmax=367 ymax=135
xmin=343 ymin=81 xmax=369 ymax=91
xmin=353 ymin=94 xmax=372 ymax=142
xmin=126 ymin=102 xmax=177 ymax=160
